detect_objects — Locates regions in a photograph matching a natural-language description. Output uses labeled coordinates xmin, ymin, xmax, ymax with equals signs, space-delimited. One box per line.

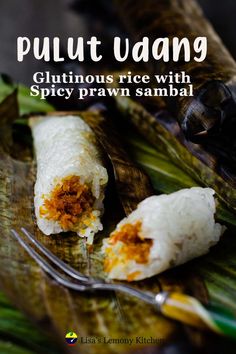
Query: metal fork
xmin=11 ymin=228 xmax=236 ymax=339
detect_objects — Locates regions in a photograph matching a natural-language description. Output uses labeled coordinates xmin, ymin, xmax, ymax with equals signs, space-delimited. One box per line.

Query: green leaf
xmin=1 ymin=76 xmax=236 ymax=351
xmin=0 ymin=77 xmax=15 ymax=103
xmin=0 ymin=75 xmax=54 ymax=116
xmin=126 ymin=136 xmax=197 ymax=192
xmin=0 ymin=341 xmax=36 ymax=354
xmin=18 ymin=84 xmax=54 ymax=115
xmin=0 ymin=293 xmax=64 ymax=354
xmin=124 ymin=128 xmax=236 ymax=227
xmin=114 ymin=94 xmax=236 ymax=212
xmin=0 ymin=84 xmax=183 ymax=354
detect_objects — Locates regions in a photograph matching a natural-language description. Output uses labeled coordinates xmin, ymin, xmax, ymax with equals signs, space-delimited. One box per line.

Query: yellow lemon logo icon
xmin=65 ymin=332 xmax=78 ymax=346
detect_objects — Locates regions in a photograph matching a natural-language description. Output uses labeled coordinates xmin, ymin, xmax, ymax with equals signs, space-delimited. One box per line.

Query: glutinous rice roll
xmin=30 ymin=115 xmax=108 ymax=242
xmin=102 ymin=187 xmax=224 ymax=281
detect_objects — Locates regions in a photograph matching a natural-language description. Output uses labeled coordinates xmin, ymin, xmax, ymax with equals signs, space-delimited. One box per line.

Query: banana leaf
xmin=0 ymin=292 xmax=63 ymax=354
xmin=84 ymin=108 xmax=153 ymax=214
xmin=1 ymin=79 xmax=236 ymax=354
xmin=112 ymin=93 xmax=236 ymax=212
xmin=0 ymin=87 xmax=196 ymax=354
xmin=124 ymin=131 xmax=197 ymax=192
xmin=114 ymin=0 xmax=236 ymax=165
xmin=124 ymin=130 xmax=236 ymax=227
xmin=0 ymin=75 xmax=54 ymax=116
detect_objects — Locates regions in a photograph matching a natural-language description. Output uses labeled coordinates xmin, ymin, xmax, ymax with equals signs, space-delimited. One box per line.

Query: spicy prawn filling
xmin=104 ymin=221 xmax=153 ymax=275
xmin=40 ymin=175 xmax=95 ymax=231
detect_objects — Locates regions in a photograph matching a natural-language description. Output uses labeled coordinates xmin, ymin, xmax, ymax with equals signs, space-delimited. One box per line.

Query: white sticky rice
xmin=30 ymin=115 xmax=108 ymax=241
xmin=103 ymin=187 xmax=224 ymax=280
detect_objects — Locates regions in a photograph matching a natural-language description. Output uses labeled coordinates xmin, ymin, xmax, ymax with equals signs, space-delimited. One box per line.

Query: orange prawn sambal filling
xmin=104 ymin=221 xmax=153 ymax=271
xmin=40 ymin=175 xmax=95 ymax=230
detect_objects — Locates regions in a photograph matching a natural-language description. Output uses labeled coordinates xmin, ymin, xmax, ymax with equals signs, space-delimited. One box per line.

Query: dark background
xmin=0 ymin=0 xmax=236 ymax=85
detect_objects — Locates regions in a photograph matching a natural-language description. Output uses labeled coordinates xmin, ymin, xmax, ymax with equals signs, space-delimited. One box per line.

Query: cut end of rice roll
xmin=30 ymin=115 xmax=108 ymax=240
xmin=102 ymin=187 xmax=225 ymax=281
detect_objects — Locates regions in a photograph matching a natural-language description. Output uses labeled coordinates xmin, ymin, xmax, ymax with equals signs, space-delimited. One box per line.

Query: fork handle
xmin=156 ymin=292 xmax=236 ymax=338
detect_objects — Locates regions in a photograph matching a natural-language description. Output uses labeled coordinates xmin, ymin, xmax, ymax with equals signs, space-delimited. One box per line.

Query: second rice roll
xmin=102 ymin=187 xmax=224 ymax=281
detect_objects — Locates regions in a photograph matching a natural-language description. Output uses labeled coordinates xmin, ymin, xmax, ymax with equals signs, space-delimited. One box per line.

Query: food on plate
xmin=29 ymin=115 xmax=108 ymax=242
xmin=103 ymin=187 xmax=224 ymax=281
